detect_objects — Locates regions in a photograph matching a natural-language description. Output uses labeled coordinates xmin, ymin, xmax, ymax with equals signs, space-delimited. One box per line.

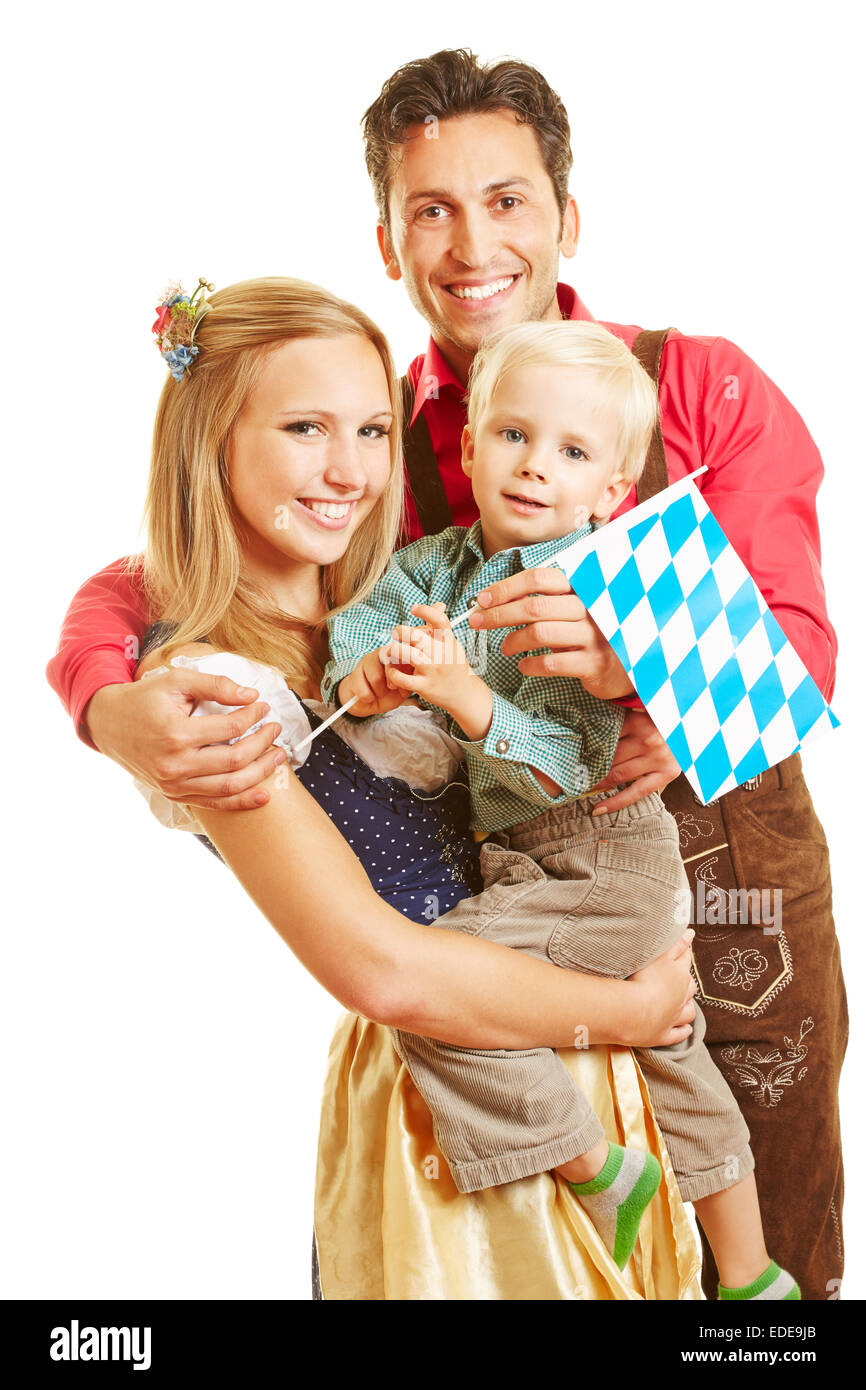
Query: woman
xmin=122 ymin=277 xmax=701 ymax=1298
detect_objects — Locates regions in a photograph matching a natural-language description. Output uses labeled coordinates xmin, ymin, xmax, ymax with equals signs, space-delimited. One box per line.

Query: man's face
xmin=461 ymin=362 xmax=631 ymax=559
xmin=378 ymin=110 xmax=578 ymax=379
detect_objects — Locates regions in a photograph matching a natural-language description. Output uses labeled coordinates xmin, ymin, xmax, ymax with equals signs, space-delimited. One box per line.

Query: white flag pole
xmin=299 ymin=467 xmax=710 ymax=748
xmin=450 ymin=467 xmax=709 ymax=627
xmin=293 ymin=693 xmax=359 ymax=754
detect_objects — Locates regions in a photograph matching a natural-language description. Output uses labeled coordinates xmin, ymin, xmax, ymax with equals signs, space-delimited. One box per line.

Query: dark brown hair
xmin=362 ymin=48 xmax=573 ymax=229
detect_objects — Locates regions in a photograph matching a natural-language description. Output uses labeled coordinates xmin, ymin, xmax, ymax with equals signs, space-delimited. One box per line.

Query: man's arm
xmin=46 ymin=558 xmax=285 ymax=809
xmin=698 ymin=335 xmax=837 ymax=700
xmin=46 ymin=557 xmax=151 ymax=748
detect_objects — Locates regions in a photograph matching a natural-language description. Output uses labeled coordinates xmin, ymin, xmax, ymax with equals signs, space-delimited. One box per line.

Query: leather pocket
xmin=731 ymin=780 xmax=830 ymax=898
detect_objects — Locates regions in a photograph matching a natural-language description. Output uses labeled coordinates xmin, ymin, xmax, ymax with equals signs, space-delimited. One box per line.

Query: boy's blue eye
xmin=502 ymin=428 xmax=525 ymax=444
xmin=564 ymin=446 xmax=588 ymax=462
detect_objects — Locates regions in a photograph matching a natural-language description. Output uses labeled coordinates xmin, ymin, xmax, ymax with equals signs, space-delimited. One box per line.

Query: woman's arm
xmin=193 ymin=766 xmax=696 ymax=1052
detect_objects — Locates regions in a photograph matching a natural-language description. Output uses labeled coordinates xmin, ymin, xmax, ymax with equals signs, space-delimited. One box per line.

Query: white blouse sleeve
xmin=132 ymin=651 xmax=312 ymax=834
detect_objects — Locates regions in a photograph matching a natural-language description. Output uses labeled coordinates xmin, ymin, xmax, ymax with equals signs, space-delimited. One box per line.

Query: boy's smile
xmin=461 ymin=362 xmax=633 ymax=559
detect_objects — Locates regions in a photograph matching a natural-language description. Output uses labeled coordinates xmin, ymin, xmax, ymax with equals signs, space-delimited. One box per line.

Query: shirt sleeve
xmin=698 ymin=337 xmax=838 ymax=700
xmin=446 ymin=688 xmax=625 ymax=811
xmin=321 ymin=538 xmax=439 ymax=705
xmin=45 ymin=556 xmax=151 ymax=750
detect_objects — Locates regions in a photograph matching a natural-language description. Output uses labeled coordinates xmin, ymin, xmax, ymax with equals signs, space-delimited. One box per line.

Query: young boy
xmin=321 ymin=321 xmax=799 ymax=1301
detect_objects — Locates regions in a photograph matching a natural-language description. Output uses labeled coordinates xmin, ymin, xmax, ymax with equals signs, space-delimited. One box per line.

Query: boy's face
xmin=462 ymin=362 xmax=632 ymax=559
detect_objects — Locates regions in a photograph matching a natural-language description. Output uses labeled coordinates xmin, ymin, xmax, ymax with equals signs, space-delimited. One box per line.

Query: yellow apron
xmin=314 ymin=1014 xmax=703 ymax=1300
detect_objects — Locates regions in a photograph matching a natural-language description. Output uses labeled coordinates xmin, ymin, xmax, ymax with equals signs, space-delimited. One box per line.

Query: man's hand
xmin=468 ymin=566 xmax=634 ymax=699
xmin=590 ymin=708 xmax=682 ymax=814
xmin=84 ymin=673 xmax=287 ymax=812
xmin=336 ymin=647 xmax=412 ymax=719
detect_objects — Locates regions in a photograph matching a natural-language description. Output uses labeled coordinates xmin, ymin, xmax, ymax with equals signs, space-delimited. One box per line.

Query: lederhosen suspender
xmin=399 ymin=330 xmax=677 ymax=528
xmin=631 ymin=329 xmax=673 ymax=506
xmin=399 ymin=376 xmax=454 ymax=537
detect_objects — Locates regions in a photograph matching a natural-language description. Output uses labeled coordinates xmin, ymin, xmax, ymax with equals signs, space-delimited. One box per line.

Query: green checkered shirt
xmin=322 ymin=520 xmax=625 ymax=833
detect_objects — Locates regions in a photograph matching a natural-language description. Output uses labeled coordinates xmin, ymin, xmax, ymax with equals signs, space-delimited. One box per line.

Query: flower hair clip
xmin=152 ymin=277 xmax=214 ymax=381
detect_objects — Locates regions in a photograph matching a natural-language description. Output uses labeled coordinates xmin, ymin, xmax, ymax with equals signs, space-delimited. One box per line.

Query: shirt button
xmin=495 ymin=738 xmax=510 ymax=754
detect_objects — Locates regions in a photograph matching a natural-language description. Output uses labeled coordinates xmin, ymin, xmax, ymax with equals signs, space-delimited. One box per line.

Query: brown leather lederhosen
xmin=400 ymin=337 xmax=848 ymax=1300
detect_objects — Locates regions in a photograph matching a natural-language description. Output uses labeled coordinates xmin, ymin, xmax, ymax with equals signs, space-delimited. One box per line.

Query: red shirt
xmin=404 ymin=284 xmax=837 ymax=703
xmin=46 ymin=283 xmax=837 ymax=748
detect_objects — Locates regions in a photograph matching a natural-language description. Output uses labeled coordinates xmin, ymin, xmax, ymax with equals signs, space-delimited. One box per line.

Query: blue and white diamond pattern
xmin=552 ymin=473 xmax=840 ymax=804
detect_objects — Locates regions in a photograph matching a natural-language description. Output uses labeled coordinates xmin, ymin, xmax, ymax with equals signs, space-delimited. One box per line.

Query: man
xmin=46 ymin=48 xmax=845 ymax=1300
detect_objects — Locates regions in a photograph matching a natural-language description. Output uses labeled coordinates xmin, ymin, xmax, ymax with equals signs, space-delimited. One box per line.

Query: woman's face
xmin=228 ymin=333 xmax=394 ymax=591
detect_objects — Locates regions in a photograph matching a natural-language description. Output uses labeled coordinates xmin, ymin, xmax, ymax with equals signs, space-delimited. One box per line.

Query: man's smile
xmin=441 ymin=274 xmax=520 ymax=304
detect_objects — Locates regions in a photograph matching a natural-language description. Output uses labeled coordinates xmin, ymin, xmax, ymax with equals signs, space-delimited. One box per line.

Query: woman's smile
xmin=293 ymin=496 xmax=360 ymax=530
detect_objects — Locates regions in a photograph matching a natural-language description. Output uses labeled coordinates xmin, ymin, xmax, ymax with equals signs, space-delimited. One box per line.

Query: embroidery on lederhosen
xmin=663 ymin=773 xmax=793 ymax=1018
xmin=719 ymin=1017 xmax=813 ymax=1108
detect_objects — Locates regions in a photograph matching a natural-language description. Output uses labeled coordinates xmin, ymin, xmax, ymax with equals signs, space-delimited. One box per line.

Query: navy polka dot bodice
xmin=200 ymin=697 xmax=483 ymax=924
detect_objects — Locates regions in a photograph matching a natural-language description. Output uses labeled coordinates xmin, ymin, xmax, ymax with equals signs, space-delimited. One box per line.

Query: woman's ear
xmin=460 ymin=425 xmax=475 ymax=478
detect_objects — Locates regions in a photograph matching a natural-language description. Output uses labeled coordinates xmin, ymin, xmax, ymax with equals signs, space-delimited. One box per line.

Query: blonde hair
xmin=130 ymin=277 xmax=404 ymax=691
xmin=466 ymin=320 xmax=658 ymax=483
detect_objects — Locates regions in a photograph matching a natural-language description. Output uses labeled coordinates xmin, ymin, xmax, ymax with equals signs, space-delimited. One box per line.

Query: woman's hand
xmin=590 ymin=709 xmax=682 ymax=814
xmin=619 ymin=931 xmax=697 ymax=1049
xmin=468 ymin=566 xmax=634 ymax=699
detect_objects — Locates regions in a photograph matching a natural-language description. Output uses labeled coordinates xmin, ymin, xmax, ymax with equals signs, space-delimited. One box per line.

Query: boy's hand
xmin=383 ymin=603 xmax=480 ymax=714
xmin=337 ymin=647 xmax=412 ymax=718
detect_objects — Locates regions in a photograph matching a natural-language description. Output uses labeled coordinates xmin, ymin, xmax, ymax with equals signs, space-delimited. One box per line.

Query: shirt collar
xmin=462 ymin=518 xmax=598 ymax=568
xmin=556 ymin=283 xmax=596 ymax=323
xmin=409 ymin=282 xmax=597 ymax=425
xmin=409 ymin=338 xmax=466 ymax=426
xmin=517 ymin=519 xmax=596 ymax=568
xmin=463 ymin=519 xmax=487 ymax=561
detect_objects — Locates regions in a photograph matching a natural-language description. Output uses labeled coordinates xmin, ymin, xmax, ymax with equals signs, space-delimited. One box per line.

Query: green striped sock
xmin=568 ymin=1143 xmax=661 ymax=1270
xmin=718 ymin=1260 xmax=801 ymax=1300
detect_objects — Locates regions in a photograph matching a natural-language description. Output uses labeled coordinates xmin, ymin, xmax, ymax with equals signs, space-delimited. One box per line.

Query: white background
xmin=4 ymin=0 xmax=863 ymax=1299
